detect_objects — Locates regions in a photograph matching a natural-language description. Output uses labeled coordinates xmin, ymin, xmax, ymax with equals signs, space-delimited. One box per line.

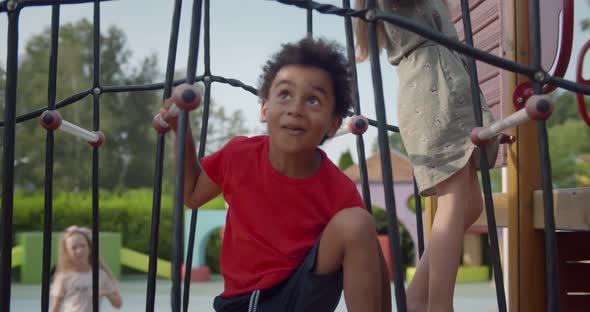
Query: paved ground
xmin=11 ymin=275 xmax=500 ymax=311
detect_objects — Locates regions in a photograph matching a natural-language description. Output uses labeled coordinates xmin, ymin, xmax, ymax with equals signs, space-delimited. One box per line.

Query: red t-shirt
xmin=201 ymin=135 xmax=364 ymax=298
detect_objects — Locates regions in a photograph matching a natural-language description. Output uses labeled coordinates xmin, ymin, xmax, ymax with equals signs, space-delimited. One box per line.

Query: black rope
xmin=208 ymin=75 xmax=257 ymax=96
xmin=102 ymin=75 xmax=259 ymax=96
xmin=0 ymin=5 xmax=19 ymax=312
xmin=366 ymin=116 xmax=398 ymax=132
xmin=91 ymin=1 xmax=101 ymax=311
xmin=145 ymin=135 xmax=167 ymax=312
xmin=0 ymin=89 xmax=91 ymax=126
xmin=459 ymin=1 xmax=507 ymax=311
xmin=0 ymin=75 xmax=259 ymax=127
xmin=412 ymin=178 xmax=424 ymax=258
xmin=3 ymin=0 xmax=587 ymax=126
xmin=366 ymin=0 xmax=406 ymax=310
xmin=184 ymin=0 xmax=203 ymax=85
xmin=182 ymin=0 xmax=207 ymax=310
xmin=7 ymin=90 xmax=92 ymax=126
xmin=529 ymin=0 xmax=560 ymax=310
xmin=537 ymin=122 xmax=560 ymax=311
xmin=342 ymin=0 xmax=372 ymax=214
xmin=145 ymin=0 xmax=184 ymax=310
xmin=183 ymin=78 xmax=212 ymax=312
xmin=40 ymin=4 xmax=60 ymax=312
xmin=171 ymin=110 xmax=189 ymax=312
xmin=545 ymin=74 xmax=590 ymax=95
xmin=171 ymin=0 xmax=204 ymax=310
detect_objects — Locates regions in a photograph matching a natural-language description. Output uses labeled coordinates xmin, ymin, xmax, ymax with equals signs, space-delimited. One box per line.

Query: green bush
xmin=205 ymin=229 xmax=223 ymax=274
xmin=407 ymin=196 xmax=426 ymax=213
xmin=372 ymin=207 xmax=416 ymax=270
xmin=12 ymin=189 xmax=225 ymax=261
xmin=373 ymin=206 xmax=389 ymax=235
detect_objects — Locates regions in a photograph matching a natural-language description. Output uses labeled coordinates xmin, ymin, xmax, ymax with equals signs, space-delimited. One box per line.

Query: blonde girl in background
xmin=50 ymin=226 xmax=122 ymax=312
xmin=355 ymin=0 xmax=498 ymax=311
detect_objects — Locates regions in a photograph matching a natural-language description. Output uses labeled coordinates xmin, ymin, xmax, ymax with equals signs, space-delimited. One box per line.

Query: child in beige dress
xmin=355 ymin=0 xmax=498 ymax=311
xmin=50 ymin=226 xmax=122 ymax=312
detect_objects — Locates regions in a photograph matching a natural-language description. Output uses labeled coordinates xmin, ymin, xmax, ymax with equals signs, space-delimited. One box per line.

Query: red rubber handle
xmin=576 ymin=40 xmax=590 ymax=127
xmin=513 ymin=0 xmax=574 ymax=109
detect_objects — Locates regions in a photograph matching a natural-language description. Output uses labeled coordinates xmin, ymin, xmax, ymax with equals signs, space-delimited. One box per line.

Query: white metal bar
xmin=478 ymin=108 xmax=529 ymax=140
xmin=59 ymin=119 xmax=100 ymax=142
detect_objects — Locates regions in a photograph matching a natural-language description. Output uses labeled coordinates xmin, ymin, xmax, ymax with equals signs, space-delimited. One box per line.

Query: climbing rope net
xmin=1 ymin=0 xmax=590 ymax=311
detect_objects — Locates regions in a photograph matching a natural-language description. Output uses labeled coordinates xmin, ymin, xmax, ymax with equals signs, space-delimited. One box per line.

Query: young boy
xmin=160 ymin=38 xmax=391 ymax=312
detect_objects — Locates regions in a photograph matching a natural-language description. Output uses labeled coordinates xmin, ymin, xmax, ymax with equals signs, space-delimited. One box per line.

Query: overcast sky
xmin=1 ymin=0 xmax=589 ymax=163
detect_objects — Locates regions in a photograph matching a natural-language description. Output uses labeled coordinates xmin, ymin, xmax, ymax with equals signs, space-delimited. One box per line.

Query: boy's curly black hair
xmin=258 ymin=38 xmax=352 ymax=118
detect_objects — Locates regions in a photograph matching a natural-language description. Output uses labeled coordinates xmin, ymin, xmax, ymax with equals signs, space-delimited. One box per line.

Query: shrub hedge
xmin=11 ymin=189 xmax=225 ymax=261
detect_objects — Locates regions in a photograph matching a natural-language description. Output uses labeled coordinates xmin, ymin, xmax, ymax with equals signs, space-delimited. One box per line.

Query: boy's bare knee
xmin=328 ymin=208 xmax=376 ymax=243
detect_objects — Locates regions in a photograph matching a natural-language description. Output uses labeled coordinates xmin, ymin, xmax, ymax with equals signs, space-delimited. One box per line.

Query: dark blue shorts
xmin=213 ymin=237 xmax=343 ymax=312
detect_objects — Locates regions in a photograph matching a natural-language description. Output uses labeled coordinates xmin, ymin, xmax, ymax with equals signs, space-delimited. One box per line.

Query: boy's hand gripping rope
xmin=576 ymin=40 xmax=590 ymax=128
xmin=152 ymin=83 xmax=202 ymax=133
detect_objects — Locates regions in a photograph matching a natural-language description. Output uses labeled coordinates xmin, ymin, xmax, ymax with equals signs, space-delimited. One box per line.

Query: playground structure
xmin=1 ymin=0 xmax=590 ymax=312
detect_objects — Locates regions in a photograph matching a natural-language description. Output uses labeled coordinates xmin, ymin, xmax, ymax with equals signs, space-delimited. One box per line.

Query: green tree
xmin=13 ymin=19 xmax=159 ymax=192
xmin=549 ymin=120 xmax=590 ymax=187
xmin=547 ymin=92 xmax=580 ymax=128
xmin=338 ymin=149 xmax=354 ymax=170
xmin=547 ymin=91 xmax=590 ymax=187
xmin=101 ymin=54 xmax=161 ymax=190
xmin=372 ymin=207 xmax=415 ymax=269
xmin=10 ymin=19 xmax=250 ymax=193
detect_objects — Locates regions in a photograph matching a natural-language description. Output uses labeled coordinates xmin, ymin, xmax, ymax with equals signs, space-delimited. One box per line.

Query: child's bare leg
xmin=408 ymin=161 xmax=484 ymax=312
xmin=315 ymin=207 xmax=386 ymax=312
xmin=406 ymin=247 xmax=431 ymax=312
xmin=427 ymin=161 xmax=483 ymax=311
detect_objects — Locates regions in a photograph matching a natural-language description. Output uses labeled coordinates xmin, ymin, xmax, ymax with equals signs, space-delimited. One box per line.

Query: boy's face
xmin=261 ymin=65 xmax=342 ymax=154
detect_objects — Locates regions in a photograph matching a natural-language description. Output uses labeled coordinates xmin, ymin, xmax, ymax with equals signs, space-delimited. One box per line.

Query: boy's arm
xmin=184 ymin=149 xmax=222 ymax=209
xmin=161 ymin=98 xmax=222 ymax=209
